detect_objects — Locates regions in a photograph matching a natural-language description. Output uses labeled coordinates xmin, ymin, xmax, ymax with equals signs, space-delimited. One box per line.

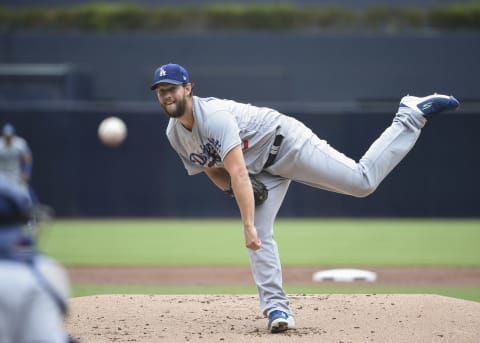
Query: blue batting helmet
xmin=0 ymin=176 xmax=32 ymax=228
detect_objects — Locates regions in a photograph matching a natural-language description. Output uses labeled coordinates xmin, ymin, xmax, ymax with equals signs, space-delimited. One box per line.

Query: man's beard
xmin=162 ymin=96 xmax=186 ymax=118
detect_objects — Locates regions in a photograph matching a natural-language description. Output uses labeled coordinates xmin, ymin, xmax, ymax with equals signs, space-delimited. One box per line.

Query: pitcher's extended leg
xmin=268 ymin=94 xmax=458 ymax=197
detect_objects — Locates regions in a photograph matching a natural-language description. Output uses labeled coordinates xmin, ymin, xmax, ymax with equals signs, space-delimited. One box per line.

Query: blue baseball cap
xmin=150 ymin=63 xmax=190 ymax=90
xmin=2 ymin=123 xmax=15 ymax=136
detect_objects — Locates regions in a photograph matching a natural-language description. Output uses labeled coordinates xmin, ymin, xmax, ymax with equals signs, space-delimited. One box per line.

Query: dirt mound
xmin=66 ymin=294 xmax=480 ymax=342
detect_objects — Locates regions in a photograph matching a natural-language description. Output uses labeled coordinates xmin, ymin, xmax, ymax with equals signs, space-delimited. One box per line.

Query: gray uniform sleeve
xmin=204 ymin=110 xmax=242 ymax=161
xmin=18 ymin=137 xmax=32 ymax=158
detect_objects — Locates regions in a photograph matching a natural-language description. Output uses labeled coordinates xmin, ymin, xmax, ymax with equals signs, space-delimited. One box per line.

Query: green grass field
xmin=38 ymin=218 xmax=480 ymax=301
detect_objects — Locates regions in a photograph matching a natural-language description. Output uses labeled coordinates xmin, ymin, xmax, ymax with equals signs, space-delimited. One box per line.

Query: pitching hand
xmin=244 ymin=225 xmax=262 ymax=251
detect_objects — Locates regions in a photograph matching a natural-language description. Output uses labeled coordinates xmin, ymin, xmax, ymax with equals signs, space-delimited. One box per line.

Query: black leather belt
xmin=263 ymin=134 xmax=284 ymax=169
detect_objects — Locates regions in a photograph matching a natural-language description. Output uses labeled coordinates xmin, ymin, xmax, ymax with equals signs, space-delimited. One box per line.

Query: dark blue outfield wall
xmin=1 ymin=102 xmax=478 ymax=218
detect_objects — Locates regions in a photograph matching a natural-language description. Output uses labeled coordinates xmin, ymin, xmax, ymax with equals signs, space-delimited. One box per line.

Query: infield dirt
xmin=66 ymin=293 xmax=480 ymax=342
xmin=64 ymin=266 xmax=480 ymax=342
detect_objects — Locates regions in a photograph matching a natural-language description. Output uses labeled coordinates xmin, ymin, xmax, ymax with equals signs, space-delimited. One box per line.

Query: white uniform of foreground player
xmin=151 ymin=63 xmax=459 ymax=333
xmin=0 ymin=176 xmax=73 ymax=343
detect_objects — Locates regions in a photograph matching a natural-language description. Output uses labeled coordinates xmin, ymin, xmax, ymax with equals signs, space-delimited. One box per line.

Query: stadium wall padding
xmin=0 ymin=30 xmax=479 ymax=217
xmin=0 ymin=105 xmax=478 ymax=217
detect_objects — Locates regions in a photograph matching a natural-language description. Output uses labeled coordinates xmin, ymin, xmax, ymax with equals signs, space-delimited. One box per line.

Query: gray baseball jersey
xmin=167 ymin=96 xmax=286 ymax=175
xmin=0 ymin=136 xmax=31 ymax=182
xmin=167 ymin=95 xmax=426 ymax=317
xmin=0 ymin=255 xmax=70 ymax=343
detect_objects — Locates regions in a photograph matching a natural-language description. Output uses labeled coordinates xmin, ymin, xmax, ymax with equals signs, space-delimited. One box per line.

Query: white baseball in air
xmin=98 ymin=116 xmax=127 ymax=147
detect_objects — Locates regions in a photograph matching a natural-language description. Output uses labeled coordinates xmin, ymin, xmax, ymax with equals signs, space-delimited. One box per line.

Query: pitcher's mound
xmin=66 ymin=294 xmax=480 ymax=342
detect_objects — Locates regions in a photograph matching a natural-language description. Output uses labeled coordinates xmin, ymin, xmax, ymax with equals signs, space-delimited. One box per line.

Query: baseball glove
xmin=224 ymin=175 xmax=268 ymax=207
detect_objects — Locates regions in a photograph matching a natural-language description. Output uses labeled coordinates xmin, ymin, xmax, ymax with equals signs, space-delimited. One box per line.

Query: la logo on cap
xmin=159 ymin=67 xmax=167 ymax=77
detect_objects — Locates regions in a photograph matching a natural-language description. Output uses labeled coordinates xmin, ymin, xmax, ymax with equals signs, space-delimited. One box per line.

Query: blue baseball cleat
xmin=267 ymin=310 xmax=296 ymax=333
xmin=399 ymin=94 xmax=460 ymax=118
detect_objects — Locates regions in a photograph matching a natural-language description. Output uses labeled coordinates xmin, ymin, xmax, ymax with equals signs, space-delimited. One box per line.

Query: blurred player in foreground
xmin=0 ymin=175 xmax=74 ymax=343
xmin=150 ymin=63 xmax=459 ymax=333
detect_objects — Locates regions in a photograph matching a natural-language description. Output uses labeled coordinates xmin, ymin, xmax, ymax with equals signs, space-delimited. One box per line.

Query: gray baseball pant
xmin=249 ymin=108 xmax=426 ymax=316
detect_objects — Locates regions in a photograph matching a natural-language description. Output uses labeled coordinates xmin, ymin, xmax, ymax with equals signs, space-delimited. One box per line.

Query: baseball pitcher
xmin=150 ymin=63 xmax=459 ymax=333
